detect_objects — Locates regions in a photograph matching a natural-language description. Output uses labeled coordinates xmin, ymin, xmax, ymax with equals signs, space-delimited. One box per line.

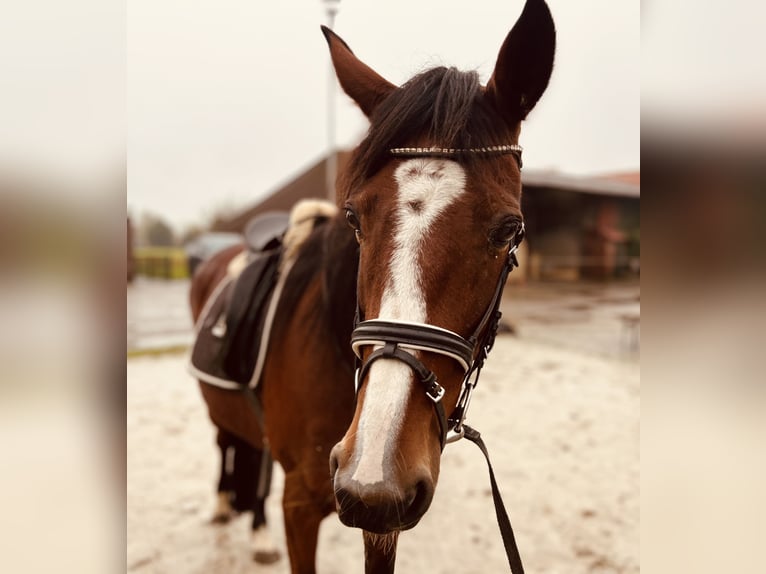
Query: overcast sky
xmin=127 ymin=0 xmax=640 ymax=230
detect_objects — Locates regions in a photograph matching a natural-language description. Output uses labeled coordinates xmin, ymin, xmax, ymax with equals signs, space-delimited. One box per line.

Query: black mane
xmin=341 ymin=66 xmax=515 ymax=198
xmin=274 ymin=215 xmax=359 ymax=370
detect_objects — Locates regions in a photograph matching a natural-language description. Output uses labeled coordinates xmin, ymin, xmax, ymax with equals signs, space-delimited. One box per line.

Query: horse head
xmin=326 ymin=0 xmax=555 ymax=534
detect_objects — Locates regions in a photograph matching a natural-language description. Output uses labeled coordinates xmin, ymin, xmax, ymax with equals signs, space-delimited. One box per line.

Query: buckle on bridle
xmin=447 ymin=375 xmax=477 ymax=440
xmin=426 ymin=380 xmax=445 ymax=403
xmin=445 ymin=425 xmax=465 ymax=444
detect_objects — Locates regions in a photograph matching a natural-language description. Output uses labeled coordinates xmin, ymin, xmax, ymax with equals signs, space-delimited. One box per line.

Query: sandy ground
xmin=127 ymin=332 xmax=638 ymax=573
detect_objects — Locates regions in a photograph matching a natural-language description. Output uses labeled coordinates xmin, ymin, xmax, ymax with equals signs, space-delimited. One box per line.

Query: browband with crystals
xmin=390 ymin=144 xmax=523 ymax=167
xmin=389 ymin=144 xmax=522 ymax=156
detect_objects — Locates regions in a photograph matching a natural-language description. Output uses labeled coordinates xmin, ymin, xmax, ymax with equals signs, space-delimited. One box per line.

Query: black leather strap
xmin=463 ymin=425 xmax=525 ymax=574
xmin=466 ymin=240 xmax=519 ymax=351
xmin=241 ymin=388 xmax=273 ymax=500
xmin=352 ymin=320 xmax=474 ymax=371
xmin=356 ymin=342 xmax=448 ymax=449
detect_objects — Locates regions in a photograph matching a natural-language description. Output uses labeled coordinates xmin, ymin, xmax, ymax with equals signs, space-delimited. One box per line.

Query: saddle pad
xmin=190 ymin=249 xmax=281 ymax=387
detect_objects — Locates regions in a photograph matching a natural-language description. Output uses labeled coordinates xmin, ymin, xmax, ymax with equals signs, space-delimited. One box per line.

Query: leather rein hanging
xmin=348 ymin=144 xmax=529 ymax=574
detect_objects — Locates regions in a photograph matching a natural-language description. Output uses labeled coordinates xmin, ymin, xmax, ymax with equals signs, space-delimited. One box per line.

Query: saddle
xmin=190 ymin=212 xmax=290 ymax=388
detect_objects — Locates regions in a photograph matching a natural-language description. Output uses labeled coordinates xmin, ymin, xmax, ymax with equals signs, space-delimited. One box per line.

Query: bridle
xmin=347 ymin=143 xmax=528 ymax=573
xmin=350 ymin=143 xmax=525 ymax=450
xmin=351 ymin=225 xmax=524 ymax=449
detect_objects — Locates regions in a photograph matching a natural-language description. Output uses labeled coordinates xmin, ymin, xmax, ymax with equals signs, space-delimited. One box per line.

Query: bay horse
xmin=190 ymin=1 xmax=555 ymax=572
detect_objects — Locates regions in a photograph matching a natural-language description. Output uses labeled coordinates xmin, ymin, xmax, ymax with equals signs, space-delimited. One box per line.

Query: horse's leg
xmin=282 ymin=471 xmax=327 ymax=574
xmin=362 ymin=531 xmax=399 ymax=574
xmin=211 ymin=429 xmax=235 ymax=524
xmin=223 ymin=433 xmax=280 ymax=563
xmin=245 ymin=446 xmax=280 ymax=564
xmin=250 ymin=497 xmax=280 ymax=564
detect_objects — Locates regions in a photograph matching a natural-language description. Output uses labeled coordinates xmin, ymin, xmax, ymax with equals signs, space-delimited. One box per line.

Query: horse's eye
xmin=345 ymin=208 xmax=362 ymax=243
xmin=344 ymin=208 xmax=360 ymax=230
xmin=489 ymin=218 xmax=521 ymax=249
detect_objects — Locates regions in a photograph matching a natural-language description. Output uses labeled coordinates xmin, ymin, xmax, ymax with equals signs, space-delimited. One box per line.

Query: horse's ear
xmin=321 ymin=26 xmax=396 ymax=118
xmin=485 ymin=0 xmax=556 ymax=123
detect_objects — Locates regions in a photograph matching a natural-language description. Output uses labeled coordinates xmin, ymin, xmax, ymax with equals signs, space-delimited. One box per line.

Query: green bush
xmin=132 ymin=247 xmax=189 ymax=279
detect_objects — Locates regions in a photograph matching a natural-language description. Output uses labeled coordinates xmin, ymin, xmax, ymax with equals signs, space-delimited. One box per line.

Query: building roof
xmin=212 ymin=151 xmax=351 ymax=233
xmin=598 ymin=171 xmax=640 ymax=186
xmin=522 ymin=169 xmax=640 ymax=198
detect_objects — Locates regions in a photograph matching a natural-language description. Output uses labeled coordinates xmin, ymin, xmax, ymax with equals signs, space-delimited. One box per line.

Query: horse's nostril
xmin=408 ymin=479 xmax=433 ymax=518
xmin=328 ymin=451 xmax=339 ymax=478
xmin=333 ymin=486 xmax=353 ymax=514
xmin=328 ymin=442 xmax=345 ymax=479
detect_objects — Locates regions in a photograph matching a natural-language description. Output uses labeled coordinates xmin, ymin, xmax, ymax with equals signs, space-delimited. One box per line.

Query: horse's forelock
xmin=340 ymin=66 xmax=515 ymax=201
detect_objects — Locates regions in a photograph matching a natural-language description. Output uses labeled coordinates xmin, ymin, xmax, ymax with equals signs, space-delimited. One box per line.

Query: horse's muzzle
xmin=329 ymin=447 xmax=435 ymax=533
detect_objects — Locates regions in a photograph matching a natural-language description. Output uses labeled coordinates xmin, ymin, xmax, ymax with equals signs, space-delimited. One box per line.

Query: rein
xmin=349 ymin=143 xmax=528 ymax=573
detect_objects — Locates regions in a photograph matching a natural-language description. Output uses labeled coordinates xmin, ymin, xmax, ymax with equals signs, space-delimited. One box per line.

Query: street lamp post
xmin=323 ymin=0 xmax=341 ymax=200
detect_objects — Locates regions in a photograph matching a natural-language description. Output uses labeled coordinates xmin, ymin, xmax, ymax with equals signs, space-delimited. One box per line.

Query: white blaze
xmin=351 ymin=159 xmax=466 ymax=484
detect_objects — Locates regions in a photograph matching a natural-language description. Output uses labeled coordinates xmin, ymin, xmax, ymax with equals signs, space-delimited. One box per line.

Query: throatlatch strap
xmin=463 ymin=425 xmax=525 ymax=574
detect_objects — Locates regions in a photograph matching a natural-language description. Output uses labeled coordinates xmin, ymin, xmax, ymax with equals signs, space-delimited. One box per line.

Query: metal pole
xmin=324 ymin=0 xmax=340 ymax=201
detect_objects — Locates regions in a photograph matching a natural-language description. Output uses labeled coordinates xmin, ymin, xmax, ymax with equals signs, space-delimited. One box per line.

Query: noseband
xmin=350 ymin=144 xmax=525 ymax=451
